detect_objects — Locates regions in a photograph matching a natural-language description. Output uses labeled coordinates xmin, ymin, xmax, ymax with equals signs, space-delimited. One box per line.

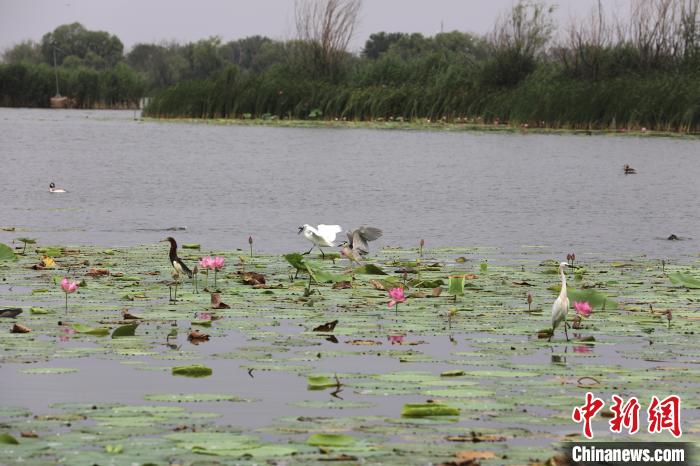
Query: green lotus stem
xmin=214 ymin=269 xmax=218 ymax=289
xmin=65 ymin=292 xmax=68 ymax=312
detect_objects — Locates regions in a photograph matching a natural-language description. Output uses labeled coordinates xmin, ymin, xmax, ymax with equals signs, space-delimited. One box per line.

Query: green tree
xmin=362 ymin=32 xmax=405 ymax=59
xmin=2 ymin=40 xmax=43 ymax=65
xmin=40 ymin=22 xmax=123 ymax=69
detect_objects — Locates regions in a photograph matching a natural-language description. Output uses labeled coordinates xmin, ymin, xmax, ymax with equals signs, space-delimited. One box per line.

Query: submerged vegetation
xmin=2 ymin=0 xmax=700 ymax=131
xmin=0 ymin=239 xmax=699 ymax=464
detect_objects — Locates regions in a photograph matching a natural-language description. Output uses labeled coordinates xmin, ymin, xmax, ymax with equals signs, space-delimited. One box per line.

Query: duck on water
xmin=49 ymin=182 xmax=67 ymax=193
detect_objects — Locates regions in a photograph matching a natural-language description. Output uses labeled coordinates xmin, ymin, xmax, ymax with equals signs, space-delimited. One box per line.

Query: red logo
xmin=647 ymin=395 xmax=682 ymax=438
xmin=609 ymin=395 xmax=640 ymax=434
xmin=572 ymin=392 xmax=605 ymax=439
xmin=573 ymin=394 xmax=682 ymax=438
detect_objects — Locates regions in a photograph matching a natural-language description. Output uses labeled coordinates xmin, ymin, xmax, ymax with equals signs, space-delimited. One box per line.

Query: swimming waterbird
xmin=49 ymin=182 xmax=67 ymax=193
xmin=550 ymin=262 xmax=570 ymax=341
xmin=298 ymin=224 xmax=342 ymax=258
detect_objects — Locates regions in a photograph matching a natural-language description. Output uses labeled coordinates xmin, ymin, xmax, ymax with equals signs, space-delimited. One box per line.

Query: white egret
xmin=298 ymin=224 xmax=341 ymax=258
xmin=49 ymin=182 xmax=67 ymax=193
xmin=551 ymin=261 xmax=570 ymax=341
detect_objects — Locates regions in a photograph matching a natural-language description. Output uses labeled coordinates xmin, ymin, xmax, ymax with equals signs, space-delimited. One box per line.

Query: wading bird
xmin=169 ymin=269 xmax=180 ymax=303
xmin=161 ymin=237 xmax=192 ymax=301
xmin=623 ymin=164 xmax=637 ymax=174
xmin=341 ymin=226 xmax=383 ymax=257
xmin=340 ymin=245 xmax=363 ymax=266
xmin=298 ymin=224 xmax=341 ymax=258
xmin=49 ymin=182 xmax=67 ymax=193
xmin=550 ymin=262 xmax=570 ymax=341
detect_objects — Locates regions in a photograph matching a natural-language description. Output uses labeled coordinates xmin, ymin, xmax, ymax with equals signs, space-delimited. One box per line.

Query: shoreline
xmin=141 ymin=115 xmax=700 ymax=139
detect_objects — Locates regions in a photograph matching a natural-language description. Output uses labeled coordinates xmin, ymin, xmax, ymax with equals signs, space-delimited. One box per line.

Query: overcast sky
xmin=1 ymin=0 xmax=632 ymax=53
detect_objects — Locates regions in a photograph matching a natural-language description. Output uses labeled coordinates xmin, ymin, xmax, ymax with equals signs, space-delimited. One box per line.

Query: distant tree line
xmin=1 ymin=0 xmax=699 ymax=131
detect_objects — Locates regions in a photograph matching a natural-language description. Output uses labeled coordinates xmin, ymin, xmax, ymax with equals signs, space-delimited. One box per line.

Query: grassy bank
xmin=142 ymin=114 xmax=700 ymax=139
xmin=142 ymin=67 xmax=700 ymax=134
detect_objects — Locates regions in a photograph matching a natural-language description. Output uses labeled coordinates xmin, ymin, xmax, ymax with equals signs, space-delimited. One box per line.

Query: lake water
xmin=1 ymin=109 xmax=699 ymax=463
xmin=1 ymin=108 xmax=698 ymax=259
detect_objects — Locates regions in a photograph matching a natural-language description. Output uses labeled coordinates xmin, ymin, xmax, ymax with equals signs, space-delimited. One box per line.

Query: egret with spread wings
xmin=298 ymin=224 xmax=342 ymax=258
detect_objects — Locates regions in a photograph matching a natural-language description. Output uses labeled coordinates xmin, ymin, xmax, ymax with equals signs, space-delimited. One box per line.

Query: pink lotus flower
xmin=197 ymin=311 xmax=212 ymax=321
xmin=210 ymin=256 xmax=225 ymax=289
xmin=388 ymin=334 xmax=405 ymax=345
xmin=574 ymin=301 xmax=592 ymax=317
xmin=60 ymin=277 xmax=79 ymax=312
xmin=211 ymin=256 xmax=225 ymax=270
xmin=199 ymin=256 xmax=213 ymax=269
xmin=574 ymin=345 xmax=592 ymax=354
xmin=199 ymin=256 xmax=213 ymax=289
xmin=61 ymin=278 xmax=78 ymax=294
xmin=388 ymin=287 xmax=406 ymax=314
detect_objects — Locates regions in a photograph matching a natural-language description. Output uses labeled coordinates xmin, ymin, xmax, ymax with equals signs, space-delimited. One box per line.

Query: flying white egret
xmin=49 ymin=182 xmax=67 ymax=193
xmin=298 ymin=224 xmax=341 ymax=258
xmin=551 ymin=261 xmax=570 ymax=341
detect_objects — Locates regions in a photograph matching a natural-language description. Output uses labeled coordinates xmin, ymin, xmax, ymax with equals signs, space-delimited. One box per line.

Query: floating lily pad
xmin=307 ymin=375 xmax=339 ymax=390
xmin=171 ymin=365 xmax=213 ymax=377
xmin=354 ymin=264 xmax=387 ymax=275
xmin=440 ymin=370 xmax=466 ymax=377
xmin=401 ymin=403 xmax=461 ymax=417
xmin=668 ymin=271 xmax=700 ymax=289
xmin=0 ymin=433 xmax=19 ymax=444
xmin=144 ymin=393 xmax=251 ymax=403
xmin=112 ymin=323 xmax=138 ymax=338
xmin=306 ymin=433 xmax=356 ymax=447
xmin=0 ymin=244 xmax=17 ymax=261
xmin=21 ymin=367 xmax=78 ymax=375
xmin=72 ymin=323 xmax=110 ymax=336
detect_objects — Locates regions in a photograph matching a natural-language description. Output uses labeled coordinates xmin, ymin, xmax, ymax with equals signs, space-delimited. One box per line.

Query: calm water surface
xmin=1 ymin=108 xmax=698 ymax=258
xmin=1 ymin=109 xmax=698 ymax=457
